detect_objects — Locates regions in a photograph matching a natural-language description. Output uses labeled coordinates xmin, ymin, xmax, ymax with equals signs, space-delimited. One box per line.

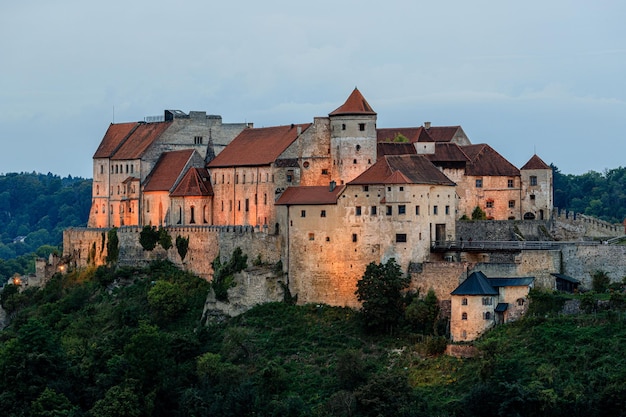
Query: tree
xmin=355 ymin=258 xmax=410 ymax=333
xmin=592 ymin=270 xmax=611 ymax=293
xmin=405 ymin=288 xmax=440 ymax=335
xmin=471 ymin=206 xmax=487 ymax=220
xmin=176 ymin=235 xmax=189 ymax=261
xmin=106 ymin=228 xmax=119 ymax=264
xmin=139 ymin=226 xmax=159 ymax=251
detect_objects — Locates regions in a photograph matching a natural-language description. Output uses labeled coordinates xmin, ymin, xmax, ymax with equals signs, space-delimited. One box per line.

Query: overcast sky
xmin=2 ymin=0 xmax=625 ymax=178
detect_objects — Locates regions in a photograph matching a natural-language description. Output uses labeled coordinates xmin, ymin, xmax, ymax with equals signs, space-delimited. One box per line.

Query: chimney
xmin=297 ymin=126 xmax=302 ymax=135
xmin=329 ymin=180 xmax=336 ymax=192
xmin=424 ymin=121 xmax=431 ymax=129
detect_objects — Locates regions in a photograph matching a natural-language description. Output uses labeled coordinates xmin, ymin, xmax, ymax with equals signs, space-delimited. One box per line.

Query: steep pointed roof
xmin=275 ymin=185 xmax=346 ymax=205
xmin=329 ymin=88 xmax=376 ymax=116
xmin=521 ymin=154 xmax=551 ymax=170
xmin=463 ymin=144 xmax=520 ymax=176
xmin=349 ymin=155 xmax=455 ymax=186
xmin=451 ymin=271 xmax=498 ymax=296
xmin=143 ymin=149 xmax=196 ymax=192
xmin=170 ymin=168 xmax=213 ymax=197
xmin=208 ymin=124 xmax=311 ymax=167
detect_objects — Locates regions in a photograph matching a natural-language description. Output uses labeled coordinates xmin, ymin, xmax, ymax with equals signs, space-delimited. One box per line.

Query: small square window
xmin=399 ymin=186 xmax=404 ymax=191
xmin=356 ymin=206 xmax=362 ymax=216
xmin=415 ymin=205 xmax=420 ymax=215
xmin=309 ymin=233 xmax=315 ymax=241
xmin=445 ymin=205 xmax=450 ymax=215
xmin=486 ymin=201 xmax=494 ymax=208
xmin=507 ymin=179 xmax=514 ymax=188
xmin=321 ymin=210 xmax=326 ymax=217
xmin=396 ymin=233 xmax=407 ymax=243
xmin=301 ymin=210 xmax=306 ymax=217
xmin=359 ymin=123 xmax=365 ymax=131
xmin=363 ymin=186 xmax=369 ymax=192
xmin=386 ymin=205 xmax=392 ymax=215
xmin=341 ymin=123 xmax=346 ymax=130
xmin=462 ymin=312 xmax=467 ymax=320
xmin=462 ymin=298 xmax=468 ymax=306
xmin=530 ymin=176 xmax=538 ymax=186
xmin=322 ymin=169 xmax=329 ymax=175
xmin=398 ymin=205 xmax=406 ymax=215
xmin=476 ymin=179 xmax=483 ymax=188
xmin=371 ymin=206 xmax=377 ymax=215
xmin=509 ymin=200 xmax=516 ymax=208
xmin=530 ymin=194 xmax=536 ymax=200
xmin=352 ymin=233 xmax=358 ymax=242
xmin=433 ymin=205 xmax=438 ymax=215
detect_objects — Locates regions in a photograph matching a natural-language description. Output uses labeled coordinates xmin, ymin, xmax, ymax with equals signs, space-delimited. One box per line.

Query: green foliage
xmin=157 ymin=227 xmax=172 ymax=250
xmin=527 ymin=289 xmax=568 ymax=316
xmin=355 ymin=258 xmax=410 ymax=333
xmin=147 ymin=280 xmax=186 ymax=320
xmin=0 ymin=173 xmax=91 ymax=259
xmin=471 ymin=206 xmax=487 ymax=220
xmin=105 ymin=227 xmax=119 ymax=264
xmin=405 ymin=288 xmax=440 ymax=335
xmin=175 ymin=235 xmax=189 ymax=261
xmin=393 ymin=133 xmax=409 ymax=142
xmin=553 ymin=163 xmax=626 ymax=223
xmin=592 ymin=270 xmax=611 ymax=293
xmin=0 ymin=283 xmax=21 ymax=312
xmin=139 ymin=225 xmax=159 ymax=251
xmin=211 ymin=247 xmax=248 ymax=302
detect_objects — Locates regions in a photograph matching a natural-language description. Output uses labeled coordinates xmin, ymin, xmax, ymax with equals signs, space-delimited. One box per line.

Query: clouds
xmin=1 ymin=0 xmax=625 ymax=176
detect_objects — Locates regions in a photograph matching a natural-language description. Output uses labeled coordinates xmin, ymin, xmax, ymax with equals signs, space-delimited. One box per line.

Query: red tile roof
xmin=350 ymin=155 xmax=456 ymax=186
xmin=112 ymin=122 xmax=172 ymax=160
xmin=377 ymin=142 xmax=417 ymax=157
xmin=427 ymin=143 xmax=470 ymax=163
xmin=207 ymin=124 xmax=311 ymax=168
xmin=329 ymin=88 xmax=376 ymax=116
xmin=170 ymin=168 xmax=213 ymax=197
xmin=521 ymin=154 xmax=551 ymax=170
xmin=424 ymin=126 xmax=462 ymax=142
xmin=376 ymin=127 xmax=431 ymax=143
xmin=463 ymin=144 xmax=520 ymax=176
xmin=143 ymin=149 xmax=196 ymax=192
xmin=93 ymin=122 xmax=138 ymax=158
xmin=275 ymin=185 xmax=345 ymax=205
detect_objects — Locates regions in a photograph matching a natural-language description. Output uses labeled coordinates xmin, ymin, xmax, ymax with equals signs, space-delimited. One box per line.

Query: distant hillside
xmin=553 ymin=164 xmax=626 ymax=224
xmin=0 ymin=172 xmax=91 ymax=259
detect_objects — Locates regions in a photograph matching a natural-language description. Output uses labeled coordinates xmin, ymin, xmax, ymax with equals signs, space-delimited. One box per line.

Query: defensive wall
xmin=551 ymin=208 xmax=622 ymax=240
xmin=63 ymin=225 xmax=282 ymax=281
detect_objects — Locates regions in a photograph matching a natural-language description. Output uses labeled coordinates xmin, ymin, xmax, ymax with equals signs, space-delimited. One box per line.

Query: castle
xmin=66 ymin=88 xmax=597 ymax=341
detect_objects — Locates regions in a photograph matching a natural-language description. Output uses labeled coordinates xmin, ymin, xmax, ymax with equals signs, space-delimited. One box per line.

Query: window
xmin=352 ymin=233 xmax=358 ymax=242
xmin=245 ymin=199 xmax=249 ymax=212
xmin=363 ymin=185 xmax=369 ymax=192
xmin=356 ymin=206 xmax=362 ymax=216
xmin=341 ymin=123 xmax=346 ymax=130
xmin=309 ymin=233 xmax=315 ymax=241
xmin=238 ymin=201 xmax=241 ymax=211
xmin=507 ymin=179 xmax=514 ymax=188
xmin=356 ymin=144 xmax=361 ymax=151
xmin=130 ymin=165 xmax=134 ymax=174
xmin=301 ymin=210 xmax=306 ymax=218
xmin=264 ymin=193 xmax=267 ymax=205
xmin=190 ymin=206 xmax=196 ymax=224
xmin=509 ymin=200 xmax=516 ymax=208
xmin=445 ymin=205 xmax=450 ymax=215
xmin=433 ymin=205 xmax=438 ymax=215
xmin=462 ymin=298 xmax=468 ymax=306
xmin=359 ymin=123 xmax=365 ymax=131
xmin=371 ymin=206 xmax=377 ymax=215
xmin=476 ymin=178 xmax=483 ymax=188
xmin=194 ymin=136 xmax=203 ymax=144
xmin=415 ymin=205 xmax=420 ymax=215
xmin=235 ymin=175 xmax=239 ymax=184
xmin=387 ymin=187 xmax=391 ymax=192
xmin=396 ymin=233 xmax=407 ymax=243
xmin=530 ymin=175 xmax=538 ymax=186
xmin=287 ymin=170 xmax=294 ymax=182
xmin=320 ymin=210 xmax=326 ymax=217
xmin=530 ymin=194 xmax=536 ymax=200
xmin=96 ymin=185 xmax=100 ymax=195
xmin=462 ymin=330 xmax=467 ymax=339
xmin=484 ymin=312 xmax=492 ymax=320
xmin=486 ymin=201 xmax=494 ymax=208
xmin=386 ymin=205 xmax=392 ymax=215
xmin=353 ymin=159 xmax=357 ymax=164
xmin=322 ymin=169 xmax=329 ymax=175
xmin=517 ymin=298 xmax=525 ymax=306
xmin=399 ymin=186 xmax=404 ymax=191
xmin=100 ymin=165 xmax=104 ymax=174
xmin=243 ymin=174 xmax=246 ymax=184
xmin=482 ymin=297 xmax=493 ymax=306
xmin=398 ymin=205 xmax=406 ymax=215
xmin=462 ymin=312 xmax=467 ymax=320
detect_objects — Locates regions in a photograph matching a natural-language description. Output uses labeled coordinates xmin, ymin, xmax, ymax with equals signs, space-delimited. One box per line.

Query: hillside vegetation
xmin=1 ymin=261 xmax=626 ymax=416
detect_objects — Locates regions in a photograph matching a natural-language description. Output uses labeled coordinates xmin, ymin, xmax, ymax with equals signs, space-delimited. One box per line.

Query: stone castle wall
xmin=551 ymin=208 xmax=622 ymax=240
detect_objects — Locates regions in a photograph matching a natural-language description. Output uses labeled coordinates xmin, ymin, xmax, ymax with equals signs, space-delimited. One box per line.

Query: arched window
xmin=190 ymin=206 xmax=196 ymax=224
xmin=96 ymin=185 xmax=100 ymax=195
xmin=484 ymin=312 xmax=491 ymax=320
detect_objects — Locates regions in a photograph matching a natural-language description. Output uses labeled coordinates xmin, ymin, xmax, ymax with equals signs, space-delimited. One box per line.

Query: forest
xmin=1 ymin=259 xmax=626 ymax=416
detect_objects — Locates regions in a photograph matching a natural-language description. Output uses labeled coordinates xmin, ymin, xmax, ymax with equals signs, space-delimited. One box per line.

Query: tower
xmin=329 ymin=88 xmax=377 ymax=184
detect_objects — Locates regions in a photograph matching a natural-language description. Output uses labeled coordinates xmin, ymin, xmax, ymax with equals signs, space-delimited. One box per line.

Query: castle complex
xmin=67 ymin=88 xmax=613 ymax=341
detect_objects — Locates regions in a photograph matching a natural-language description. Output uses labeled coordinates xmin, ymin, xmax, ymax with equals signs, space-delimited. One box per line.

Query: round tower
xmin=329 ymin=88 xmax=377 ymax=184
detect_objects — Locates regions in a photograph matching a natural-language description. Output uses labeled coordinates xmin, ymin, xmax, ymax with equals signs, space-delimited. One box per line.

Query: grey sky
xmin=2 ymin=0 xmax=625 ymax=178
